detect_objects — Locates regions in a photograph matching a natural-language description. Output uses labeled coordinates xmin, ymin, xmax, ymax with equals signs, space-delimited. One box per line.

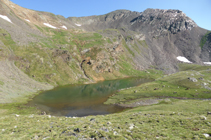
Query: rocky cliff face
xmin=131 ymin=9 xmax=197 ymax=34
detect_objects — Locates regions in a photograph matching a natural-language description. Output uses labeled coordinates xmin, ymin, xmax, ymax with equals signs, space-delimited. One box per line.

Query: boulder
xmin=188 ymin=77 xmax=198 ymax=82
xmin=81 ymin=48 xmax=90 ymax=54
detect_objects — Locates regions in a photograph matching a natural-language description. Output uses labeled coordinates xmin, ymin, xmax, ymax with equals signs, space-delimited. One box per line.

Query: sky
xmin=10 ymin=0 xmax=211 ymax=30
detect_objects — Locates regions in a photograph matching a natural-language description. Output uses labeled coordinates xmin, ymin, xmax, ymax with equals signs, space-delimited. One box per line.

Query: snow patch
xmin=43 ymin=23 xmax=57 ymax=29
xmin=204 ymin=62 xmax=211 ymax=65
xmin=177 ymin=56 xmax=192 ymax=63
xmin=75 ymin=23 xmax=81 ymax=26
xmin=25 ymin=19 xmax=30 ymax=22
xmin=0 ymin=15 xmax=12 ymax=23
xmin=61 ymin=25 xmax=67 ymax=29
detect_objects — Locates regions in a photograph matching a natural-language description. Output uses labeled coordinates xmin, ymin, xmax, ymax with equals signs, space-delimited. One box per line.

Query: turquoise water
xmin=28 ymin=77 xmax=152 ymax=117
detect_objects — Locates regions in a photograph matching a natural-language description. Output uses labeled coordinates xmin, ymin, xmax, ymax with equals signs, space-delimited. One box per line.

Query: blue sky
xmin=10 ymin=0 xmax=211 ymax=30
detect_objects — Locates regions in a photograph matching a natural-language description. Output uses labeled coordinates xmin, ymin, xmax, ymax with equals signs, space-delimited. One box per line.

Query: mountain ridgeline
xmin=0 ymin=0 xmax=210 ymax=103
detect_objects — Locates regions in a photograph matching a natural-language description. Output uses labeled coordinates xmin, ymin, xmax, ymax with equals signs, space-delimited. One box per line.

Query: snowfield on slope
xmin=61 ymin=25 xmax=67 ymax=29
xmin=203 ymin=62 xmax=211 ymax=65
xmin=25 ymin=19 xmax=30 ymax=22
xmin=43 ymin=23 xmax=57 ymax=29
xmin=177 ymin=56 xmax=192 ymax=63
xmin=0 ymin=15 xmax=12 ymax=23
xmin=75 ymin=23 xmax=81 ymax=26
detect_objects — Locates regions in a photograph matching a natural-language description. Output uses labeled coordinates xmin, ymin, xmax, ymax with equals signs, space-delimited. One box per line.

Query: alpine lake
xmin=28 ymin=77 xmax=153 ymax=117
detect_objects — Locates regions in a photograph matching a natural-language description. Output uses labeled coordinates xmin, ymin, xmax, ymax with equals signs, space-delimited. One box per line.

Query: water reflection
xmin=28 ymin=77 xmax=152 ymax=117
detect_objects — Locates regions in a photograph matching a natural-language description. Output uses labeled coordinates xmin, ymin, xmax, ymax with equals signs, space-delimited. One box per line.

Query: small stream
xmin=28 ymin=77 xmax=153 ymax=117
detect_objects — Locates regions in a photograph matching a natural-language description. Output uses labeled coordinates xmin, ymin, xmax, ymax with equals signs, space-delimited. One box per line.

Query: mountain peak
xmin=132 ymin=8 xmax=197 ymax=34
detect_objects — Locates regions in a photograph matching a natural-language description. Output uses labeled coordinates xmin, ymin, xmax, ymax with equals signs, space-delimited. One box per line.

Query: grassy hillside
xmin=105 ymin=63 xmax=211 ymax=105
xmin=0 ymin=25 xmax=154 ymax=86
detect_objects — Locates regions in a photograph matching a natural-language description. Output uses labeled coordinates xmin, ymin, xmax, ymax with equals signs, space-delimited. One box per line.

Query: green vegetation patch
xmin=107 ymin=38 xmax=112 ymax=44
xmin=105 ymin=80 xmax=211 ymax=105
xmin=179 ymin=63 xmax=211 ymax=71
xmin=138 ymin=40 xmax=148 ymax=48
xmin=0 ymin=28 xmax=16 ymax=49
xmin=0 ymin=81 xmax=4 ymax=85
xmin=72 ymin=32 xmax=105 ymax=49
xmin=200 ymin=31 xmax=211 ymax=48
xmin=52 ymin=30 xmax=69 ymax=45
xmin=35 ymin=25 xmax=43 ymax=32
xmin=0 ymin=103 xmax=39 ymax=116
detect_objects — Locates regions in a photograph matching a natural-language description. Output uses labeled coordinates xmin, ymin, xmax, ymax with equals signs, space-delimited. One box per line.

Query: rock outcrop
xmin=131 ymin=9 xmax=197 ymax=34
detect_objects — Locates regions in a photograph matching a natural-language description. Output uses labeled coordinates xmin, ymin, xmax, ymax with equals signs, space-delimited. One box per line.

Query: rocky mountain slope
xmin=68 ymin=9 xmax=209 ymax=73
xmin=0 ymin=0 xmax=210 ymax=103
